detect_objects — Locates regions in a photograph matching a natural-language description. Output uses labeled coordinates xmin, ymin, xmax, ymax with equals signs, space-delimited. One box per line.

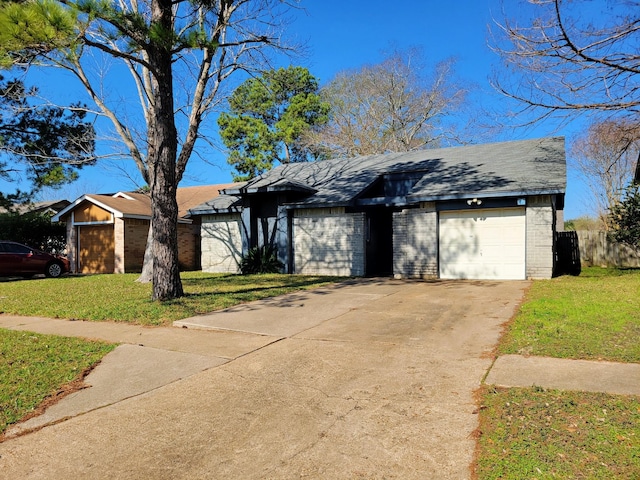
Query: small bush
xmin=240 ymin=245 xmax=284 ymax=274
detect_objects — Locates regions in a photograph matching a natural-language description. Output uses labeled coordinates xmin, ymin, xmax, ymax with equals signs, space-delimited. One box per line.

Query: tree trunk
xmin=135 ymin=220 xmax=153 ymax=283
xmin=150 ymin=173 xmax=183 ymax=300
xmin=147 ymin=0 xmax=183 ymax=300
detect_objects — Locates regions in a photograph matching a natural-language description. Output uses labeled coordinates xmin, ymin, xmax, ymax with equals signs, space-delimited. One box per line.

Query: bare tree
xmin=571 ymin=118 xmax=640 ymax=227
xmin=491 ymin=0 xmax=640 ymax=124
xmin=0 ymin=0 xmax=298 ymax=299
xmin=304 ymin=50 xmax=466 ymax=157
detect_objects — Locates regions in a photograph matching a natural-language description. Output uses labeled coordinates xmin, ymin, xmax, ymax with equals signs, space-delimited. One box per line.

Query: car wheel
xmin=45 ymin=262 xmax=63 ymax=278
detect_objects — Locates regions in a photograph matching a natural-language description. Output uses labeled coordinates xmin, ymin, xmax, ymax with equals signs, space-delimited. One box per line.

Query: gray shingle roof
xmin=191 ymin=137 xmax=566 ymax=213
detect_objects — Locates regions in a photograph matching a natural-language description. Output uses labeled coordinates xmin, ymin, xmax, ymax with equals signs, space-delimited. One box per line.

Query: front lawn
xmin=0 ymin=329 xmax=115 ymax=436
xmin=0 ymin=272 xmax=340 ymax=326
xmin=476 ymin=267 xmax=640 ymax=479
xmin=476 ymin=386 xmax=640 ymax=479
xmin=498 ymin=267 xmax=640 ymax=363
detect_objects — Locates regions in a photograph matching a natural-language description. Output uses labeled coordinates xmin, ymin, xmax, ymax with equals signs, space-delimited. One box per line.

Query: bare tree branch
xmin=491 ymin=0 xmax=640 ymax=124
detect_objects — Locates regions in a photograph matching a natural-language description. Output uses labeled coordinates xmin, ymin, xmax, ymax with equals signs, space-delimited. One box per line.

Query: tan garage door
xmin=439 ymin=208 xmax=526 ymax=280
xmin=78 ymin=225 xmax=115 ymax=274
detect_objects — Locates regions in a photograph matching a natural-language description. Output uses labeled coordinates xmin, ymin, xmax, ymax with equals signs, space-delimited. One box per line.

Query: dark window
xmin=3 ymin=243 xmax=31 ymax=254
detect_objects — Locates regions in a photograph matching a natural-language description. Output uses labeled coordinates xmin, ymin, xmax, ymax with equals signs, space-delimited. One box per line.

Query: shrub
xmin=608 ymin=183 xmax=640 ymax=248
xmin=240 ymin=245 xmax=284 ymax=274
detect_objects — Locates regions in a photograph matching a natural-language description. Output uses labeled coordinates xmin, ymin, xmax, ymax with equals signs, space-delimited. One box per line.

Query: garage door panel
xmin=439 ymin=208 xmax=525 ymax=280
xmin=79 ymin=225 xmax=115 ymax=274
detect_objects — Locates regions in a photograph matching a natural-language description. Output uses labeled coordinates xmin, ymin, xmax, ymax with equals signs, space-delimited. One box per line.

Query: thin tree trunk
xmin=136 ymin=220 xmax=153 ymax=283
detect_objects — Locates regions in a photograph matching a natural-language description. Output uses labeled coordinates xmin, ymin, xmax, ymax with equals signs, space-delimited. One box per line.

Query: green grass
xmin=0 ymin=272 xmax=341 ymax=326
xmin=498 ymin=267 xmax=640 ymax=363
xmin=0 ymin=329 xmax=115 ymax=435
xmin=477 ymin=267 xmax=640 ymax=479
xmin=476 ymin=386 xmax=640 ymax=480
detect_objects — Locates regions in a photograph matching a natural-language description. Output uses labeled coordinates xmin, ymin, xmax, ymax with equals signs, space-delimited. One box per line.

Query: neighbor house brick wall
xmin=111 ymin=219 xmax=198 ymax=273
xmin=123 ymin=219 xmax=149 ymax=273
xmin=526 ymin=195 xmax=555 ymax=279
xmin=393 ymin=202 xmax=438 ymax=279
xmin=200 ymin=214 xmax=243 ymax=273
xmin=177 ymin=223 xmax=199 ymax=271
xmin=293 ymin=209 xmax=365 ymax=276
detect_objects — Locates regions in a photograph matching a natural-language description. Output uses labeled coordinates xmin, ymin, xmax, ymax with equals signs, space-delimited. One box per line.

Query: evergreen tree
xmin=219 ymin=66 xmax=329 ymax=181
xmin=608 ymin=184 xmax=640 ymax=248
xmin=0 ymin=75 xmax=95 ymax=203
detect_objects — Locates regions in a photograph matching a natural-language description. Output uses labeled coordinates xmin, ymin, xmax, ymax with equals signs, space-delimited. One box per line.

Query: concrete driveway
xmin=0 ymin=278 xmax=527 ymax=479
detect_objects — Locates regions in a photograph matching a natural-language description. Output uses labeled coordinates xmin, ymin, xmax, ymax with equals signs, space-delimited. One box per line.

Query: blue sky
xmin=4 ymin=0 xmax=592 ymax=219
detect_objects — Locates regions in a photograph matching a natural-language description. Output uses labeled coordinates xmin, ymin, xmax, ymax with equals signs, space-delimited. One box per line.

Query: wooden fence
xmin=574 ymin=230 xmax=640 ymax=268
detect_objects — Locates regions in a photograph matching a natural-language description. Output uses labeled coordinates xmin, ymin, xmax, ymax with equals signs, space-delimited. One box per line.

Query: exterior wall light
xmin=466 ymin=198 xmax=482 ymax=206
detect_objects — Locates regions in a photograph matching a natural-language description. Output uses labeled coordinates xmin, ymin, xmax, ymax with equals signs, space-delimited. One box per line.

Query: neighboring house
xmin=190 ymin=137 xmax=566 ymax=280
xmin=1 ymin=199 xmax=71 ymax=216
xmin=53 ymin=185 xmax=238 ymax=274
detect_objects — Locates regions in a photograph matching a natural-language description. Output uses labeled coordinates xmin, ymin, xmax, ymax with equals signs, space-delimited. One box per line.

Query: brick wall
xmin=293 ymin=210 xmax=365 ymax=276
xmin=393 ymin=203 xmax=438 ymax=278
xmin=177 ymin=223 xmax=198 ymax=270
xmin=123 ymin=219 xmax=149 ymax=273
xmin=119 ymin=219 xmax=198 ymax=273
xmin=526 ymin=195 xmax=555 ymax=279
xmin=200 ymin=214 xmax=243 ymax=273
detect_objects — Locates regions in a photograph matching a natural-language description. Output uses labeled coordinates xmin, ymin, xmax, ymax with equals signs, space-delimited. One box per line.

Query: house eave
xmin=409 ymin=189 xmax=566 ymax=203
xmin=188 ymin=206 xmax=244 ymax=216
xmin=223 ymin=185 xmax=317 ymax=196
xmin=354 ymin=197 xmax=415 ymax=207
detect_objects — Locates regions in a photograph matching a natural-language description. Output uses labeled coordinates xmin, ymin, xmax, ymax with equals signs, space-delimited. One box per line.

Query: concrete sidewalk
xmin=485 ymin=354 xmax=640 ymax=396
xmin=1 ymin=278 xmax=639 ymax=480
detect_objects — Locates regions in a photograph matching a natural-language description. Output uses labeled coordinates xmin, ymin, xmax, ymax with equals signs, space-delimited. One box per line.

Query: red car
xmin=0 ymin=241 xmax=70 ymax=278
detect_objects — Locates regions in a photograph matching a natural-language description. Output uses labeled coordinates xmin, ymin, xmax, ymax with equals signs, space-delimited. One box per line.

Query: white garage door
xmin=439 ymin=208 xmax=526 ymax=280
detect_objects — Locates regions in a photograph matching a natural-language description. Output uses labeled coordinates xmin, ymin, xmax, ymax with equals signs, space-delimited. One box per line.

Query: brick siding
xmin=526 ymin=195 xmax=556 ymax=279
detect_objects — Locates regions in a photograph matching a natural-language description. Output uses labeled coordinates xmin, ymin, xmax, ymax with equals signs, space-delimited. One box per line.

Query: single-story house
xmin=53 ymin=184 xmax=238 ymax=274
xmin=190 ymin=137 xmax=566 ymax=280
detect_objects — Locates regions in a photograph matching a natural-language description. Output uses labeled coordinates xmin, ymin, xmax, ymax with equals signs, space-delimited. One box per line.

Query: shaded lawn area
xmin=0 ymin=272 xmax=341 ymax=326
xmin=0 ymin=329 xmax=115 ymax=436
xmin=498 ymin=267 xmax=640 ymax=363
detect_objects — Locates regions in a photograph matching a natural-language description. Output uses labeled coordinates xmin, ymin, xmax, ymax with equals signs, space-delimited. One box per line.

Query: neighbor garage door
xmin=439 ymin=208 xmax=525 ymax=280
xmin=78 ymin=225 xmax=115 ymax=274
